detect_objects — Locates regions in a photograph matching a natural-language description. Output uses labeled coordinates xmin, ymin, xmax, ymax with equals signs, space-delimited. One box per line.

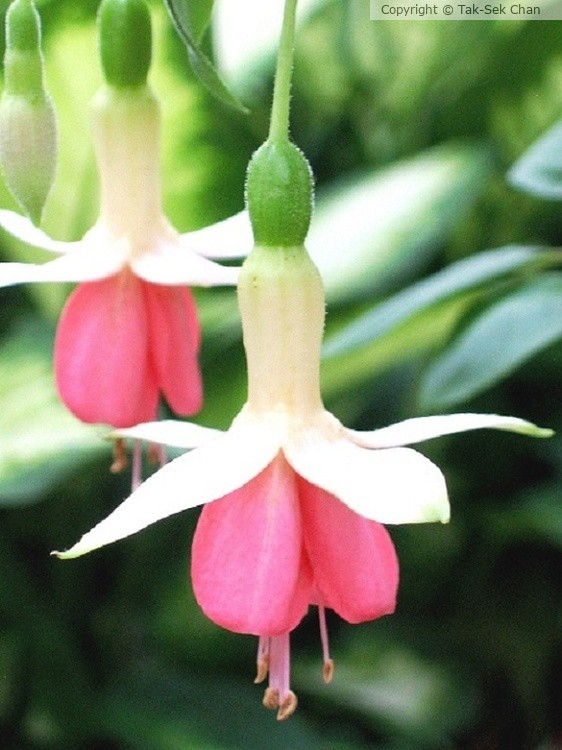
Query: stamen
xmin=323 ymin=659 xmax=334 ymax=684
xmin=277 ymin=691 xmax=297 ymax=721
xmin=318 ymin=605 xmax=334 ymax=683
xmin=131 ymin=439 xmax=143 ymax=491
xmin=110 ymin=438 xmax=128 ymax=473
xmin=262 ymin=687 xmax=279 ymax=710
xmin=263 ymin=633 xmax=298 ymax=719
xmin=261 ymin=685 xmax=298 ymax=719
xmin=255 ymin=658 xmax=269 ymax=684
xmin=148 ymin=442 xmax=167 ymax=467
xmin=255 ymin=636 xmax=270 ymax=683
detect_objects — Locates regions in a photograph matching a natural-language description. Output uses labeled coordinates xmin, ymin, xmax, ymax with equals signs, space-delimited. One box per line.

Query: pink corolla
xmin=0 ymin=83 xmax=252 ymax=427
xmin=54 ymin=239 xmax=550 ymax=718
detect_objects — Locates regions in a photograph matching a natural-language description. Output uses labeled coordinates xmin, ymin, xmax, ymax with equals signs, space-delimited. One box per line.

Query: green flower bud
xmin=6 ymin=0 xmax=39 ymax=52
xmin=0 ymin=0 xmax=57 ymax=224
xmin=98 ymin=0 xmax=152 ymax=88
xmin=245 ymin=140 xmax=314 ymax=247
xmin=3 ymin=0 xmax=43 ymax=98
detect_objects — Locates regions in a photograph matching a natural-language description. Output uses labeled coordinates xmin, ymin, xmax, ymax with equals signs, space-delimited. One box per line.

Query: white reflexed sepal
xmin=54 ymin=424 xmax=281 ymax=559
xmin=0 ymin=244 xmax=126 ymax=287
xmin=111 ymin=420 xmax=222 ymax=449
xmin=0 ymin=209 xmax=76 ymax=253
xmin=349 ymin=413 xmax=554 ymax=449
xmin=131 ymin=240 xmax=240 ymax=286
xmin=181 ymin=210 xmax=252 ymax=260
xmin=285 ymin=432 xmax=450 ymax=525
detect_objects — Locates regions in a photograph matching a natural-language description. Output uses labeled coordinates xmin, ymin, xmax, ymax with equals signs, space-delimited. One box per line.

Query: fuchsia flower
xmin=55 ymin=239 xmax=550 ymax=718
xmin=0 ymin=86 xmax=252 ymax=427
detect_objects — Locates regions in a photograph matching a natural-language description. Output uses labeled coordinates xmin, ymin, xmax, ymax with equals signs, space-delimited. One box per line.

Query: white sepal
xmin=111 ymin=419 xmax=222 ymax=449
xmin=285 ymin=435 xmax=450 ymax=525
xmin=181 ymin=210 xmax=253 ymax=259
xmin=54 ymin=426 xmax=280 ymax=559
xmin=0 ymin=209 xmax=77 ymax=253
xmin=0 ymin=244 xmax=125 ymax=287
xmin=348 ymin=413 xmax=554 ymax=449
xmin=131 ymin=240 xmax=240 ymax=286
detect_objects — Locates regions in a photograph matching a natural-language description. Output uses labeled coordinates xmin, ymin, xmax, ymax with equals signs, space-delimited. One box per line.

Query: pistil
xmin=260 ymin=633 xmax=298 ymax=721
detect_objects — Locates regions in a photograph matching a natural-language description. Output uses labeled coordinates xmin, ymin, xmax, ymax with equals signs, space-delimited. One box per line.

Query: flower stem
xmin=268 ymin=0 xmax=299 ymax=143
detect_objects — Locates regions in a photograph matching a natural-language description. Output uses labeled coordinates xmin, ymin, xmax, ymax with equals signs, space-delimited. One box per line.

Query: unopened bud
xmin=98 ymin=0 xmax=152 ymax=88
xmin=6 ymin=0 xmax=39 ymax=52
xmin=0 ymin=0 xmax=57 ymax=224
xmin=245 ymin=140 xmax=313 ymax=247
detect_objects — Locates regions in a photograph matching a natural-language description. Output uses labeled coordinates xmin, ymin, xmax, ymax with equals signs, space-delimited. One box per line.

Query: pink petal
xmin=192 ymin=455 xmax=311 ymax=636
xmin=142 ymin=282 xmax=202 ymax=416
xmin=54 ymin=271 xmax=158 ymax=427
xmin=298 ymin=477 xmax=399 ymax=624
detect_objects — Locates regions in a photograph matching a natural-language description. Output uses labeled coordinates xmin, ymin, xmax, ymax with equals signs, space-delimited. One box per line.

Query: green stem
xmin=268 ymin=0 xmax=299 ymax=143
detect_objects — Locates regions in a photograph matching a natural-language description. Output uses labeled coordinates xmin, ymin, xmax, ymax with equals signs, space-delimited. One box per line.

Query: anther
xmin=276 ymin=690 xmax=298 ymax=721
xmin=110 ymin=438 xmax=128 ymax=473
xmin=255 ymin=654 xmax=269 ymax=684
xmin=318 ymin=603 xmax=334 ymax=684
xmin=323 ymin=658 xmax=334 ymax=684
xmin=262 ymin=687 xmax=279 ymax=711
xmin=147 ymin=442 xmax=166 ymax=466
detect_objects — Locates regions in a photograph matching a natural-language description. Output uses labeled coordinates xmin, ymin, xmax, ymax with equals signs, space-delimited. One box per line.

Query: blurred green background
xmin=0 ymin=1 xmax=561 ymax=748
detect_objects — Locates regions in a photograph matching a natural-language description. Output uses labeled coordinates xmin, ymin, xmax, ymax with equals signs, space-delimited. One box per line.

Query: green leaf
xmin=163 ymin=0 xmax=247 ymax=112
xmin=487 ymin=484 xmax=562 ymax=549
xmin=323 ymin=246 xmax=558 ymax=358
xmin=419 ymin=272 xmax=562 ymax=410
xmin=0 ymin=320 xmax=105 ymax=504
xmin=309 ymin=142 xmax=492 ymax=304
xmin=486 ymin=23 xmax=562 ymax=165
xmin=508 ymin=119 xmax=562 ymax=200
xmin=321 ymin=288 xmax=478 ymax=402
xmin=166 ymin=0 xmax=214 ymax=42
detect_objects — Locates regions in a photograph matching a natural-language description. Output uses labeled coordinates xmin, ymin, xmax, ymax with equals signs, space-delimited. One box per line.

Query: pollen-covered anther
xmin=254 ymin=654 xmax=270 ymax=684
xmin=262 ymin=687 xmax=279 ymax=711
xmin=110 ymin=437 xmax=128 ymax=473
xmin=147 ymin=442 xmax=166 ymax=466
xmin=255 ymin=635 xmax=270 ymax=684
xmin=323 ymin=658 xmax=335 ymax=684
xmin=318 ymin=604 xmax=334 ymax=683
xmin=276 ymin=690 xmax=298 ymax=721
